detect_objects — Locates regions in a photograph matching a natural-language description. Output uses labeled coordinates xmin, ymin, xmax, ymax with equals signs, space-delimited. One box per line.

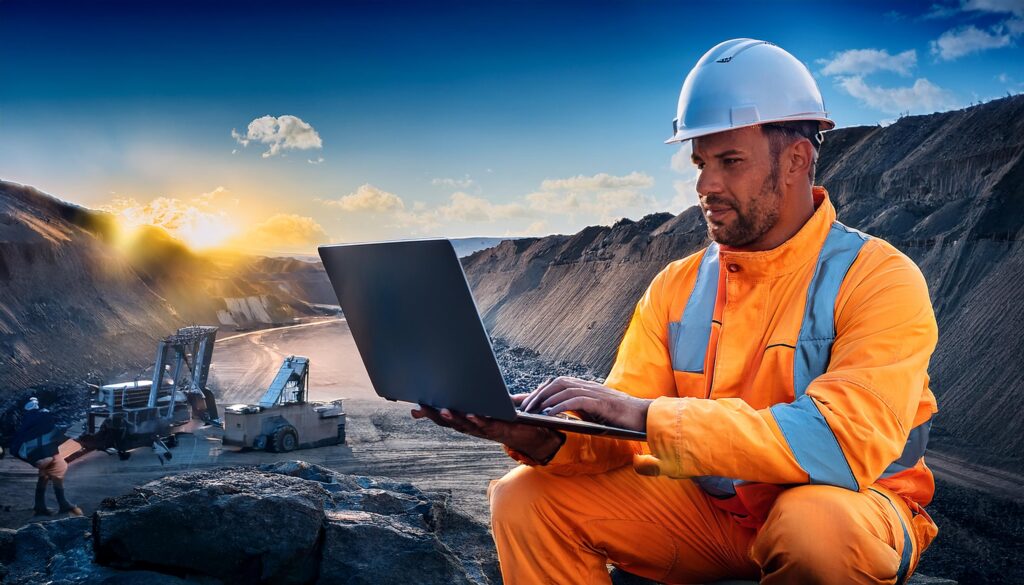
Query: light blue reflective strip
xmin=770 ymin=395 xmax=859 ymax=490
xmin=668 ymin=243 xmax=719 ymax=373
xmin=871 ymin=488 xmax=913 ymax=585
xmin=881 ymin=419 xmax=932 ymax=478
xmin=793 ymin=222 xmax=868 ymax=397
xmin=694 ymin=475 xmax=736 ymax=498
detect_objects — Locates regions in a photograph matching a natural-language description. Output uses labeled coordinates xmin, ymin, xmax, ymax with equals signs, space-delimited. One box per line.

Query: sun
xmin=106 ymin=196 xmax=241 ymax=251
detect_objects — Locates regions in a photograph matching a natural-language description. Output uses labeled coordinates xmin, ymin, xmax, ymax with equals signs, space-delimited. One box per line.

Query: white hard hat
xmin=666 ymin=38 xmax=834 ymax=144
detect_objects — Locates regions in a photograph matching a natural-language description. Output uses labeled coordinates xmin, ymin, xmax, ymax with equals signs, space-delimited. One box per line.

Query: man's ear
xmin=784 ymin=138 xmax=814 ymax=187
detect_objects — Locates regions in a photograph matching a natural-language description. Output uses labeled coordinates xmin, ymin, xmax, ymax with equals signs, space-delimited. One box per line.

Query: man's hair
xmin=760 ymin=121 xmax=821 ymax=186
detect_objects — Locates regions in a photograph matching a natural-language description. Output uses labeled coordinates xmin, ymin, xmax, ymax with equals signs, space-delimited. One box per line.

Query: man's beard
xmin=703 ymin=165 xmax=782 ymax=247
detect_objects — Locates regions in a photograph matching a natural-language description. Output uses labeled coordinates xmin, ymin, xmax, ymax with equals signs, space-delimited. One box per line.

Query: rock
xmin=93 ymin=468 xmax=328 ymax=584
xmin=78 ymin=461 xmax=499 ymax=584
xmin=2 ymin=515 xmax=93 ymax=585
xmin=317 ymin=510 xmax=473 ymax=585
xmin=0 ymin=526 xmax=15 ymax=564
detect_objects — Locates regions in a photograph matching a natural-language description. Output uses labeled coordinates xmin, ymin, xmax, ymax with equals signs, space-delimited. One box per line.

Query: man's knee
xmin=489 ymin=465 xmax=561 ymax=535
xmin=752 ymin=486 xmax=902 ymax=583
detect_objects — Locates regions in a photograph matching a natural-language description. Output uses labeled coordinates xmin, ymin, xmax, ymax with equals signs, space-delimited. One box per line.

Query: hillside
xmin=0 ymin=182 xmax=330 ymax=389
xmin=462 ymin=95 xmax=1024 ymax=461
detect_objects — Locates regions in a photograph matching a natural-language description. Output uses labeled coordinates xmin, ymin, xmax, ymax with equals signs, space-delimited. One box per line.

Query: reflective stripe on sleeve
xmin=770 ymin=395 xmax=859 ymax=490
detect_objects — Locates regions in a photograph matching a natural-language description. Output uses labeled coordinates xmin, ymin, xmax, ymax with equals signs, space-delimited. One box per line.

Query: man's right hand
xmin=411 ymin=394 xmax=566 ymax=463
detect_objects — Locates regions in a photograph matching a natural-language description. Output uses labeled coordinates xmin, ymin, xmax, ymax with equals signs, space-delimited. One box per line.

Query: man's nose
xmin=695 ymin=165 xmax=722 ymax=198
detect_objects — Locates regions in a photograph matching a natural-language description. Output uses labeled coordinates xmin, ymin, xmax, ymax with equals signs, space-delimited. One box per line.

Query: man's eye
xmin=695 ymin=162 xmax=705 ymax=170
xmin=724 ymin=158 xmax=741 ymax=165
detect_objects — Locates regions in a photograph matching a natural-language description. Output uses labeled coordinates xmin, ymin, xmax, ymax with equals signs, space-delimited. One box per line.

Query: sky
xmin=1 ymin=0 xmax=1022 ymax=253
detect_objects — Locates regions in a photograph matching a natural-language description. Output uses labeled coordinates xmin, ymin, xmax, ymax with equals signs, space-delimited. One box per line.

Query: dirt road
xmin=0 ymin=319 xmax=514 ymax=529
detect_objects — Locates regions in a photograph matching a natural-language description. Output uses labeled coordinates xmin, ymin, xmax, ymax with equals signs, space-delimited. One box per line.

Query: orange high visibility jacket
xmin=528 ymin=187 xmax=938 ymax=530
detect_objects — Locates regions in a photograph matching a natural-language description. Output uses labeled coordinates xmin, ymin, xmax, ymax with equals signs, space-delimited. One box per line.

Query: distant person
xmin=415 ymin=39 xmax=937 ymax=584
xmin=10 ymin=397 xmax=82 ymax=516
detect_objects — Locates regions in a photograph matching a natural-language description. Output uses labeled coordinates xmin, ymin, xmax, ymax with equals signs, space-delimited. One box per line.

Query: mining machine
xmin=74 ymin=326 xmax=221 ymax=462
xmin=222 ymin=355 xmax=345 ymax=452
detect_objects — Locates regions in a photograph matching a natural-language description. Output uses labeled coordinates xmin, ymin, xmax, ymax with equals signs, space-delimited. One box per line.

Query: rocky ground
xmin=1 ymin=461 xmax=500 ymax=585
xmin=0 ymin=320 xmax=1015 ymax=584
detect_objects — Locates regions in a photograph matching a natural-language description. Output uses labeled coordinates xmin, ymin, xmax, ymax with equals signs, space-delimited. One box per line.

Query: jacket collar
xmin=716 ymin=186 xmax=834 ymax=279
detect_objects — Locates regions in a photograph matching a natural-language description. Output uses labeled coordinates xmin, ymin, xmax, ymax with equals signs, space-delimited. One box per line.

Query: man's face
xmin=691 ymin=126 xmax=782 ymax=248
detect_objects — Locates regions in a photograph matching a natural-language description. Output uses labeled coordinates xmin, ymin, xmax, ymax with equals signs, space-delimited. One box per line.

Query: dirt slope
xmin=0 ymin=182 xmax=180 ymax=389
xmin=0 ymin=182 xmax=334 ymax=389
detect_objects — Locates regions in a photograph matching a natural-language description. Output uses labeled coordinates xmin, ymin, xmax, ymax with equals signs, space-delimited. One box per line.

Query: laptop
xmin=318 ymin=238 xmax=646 ymax=441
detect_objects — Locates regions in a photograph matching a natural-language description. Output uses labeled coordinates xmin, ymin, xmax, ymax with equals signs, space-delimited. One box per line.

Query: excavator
xmin=222 ymin=355 xmax=346 ymax=452
xmin=74 ymin=326 xmax=221 ymax=463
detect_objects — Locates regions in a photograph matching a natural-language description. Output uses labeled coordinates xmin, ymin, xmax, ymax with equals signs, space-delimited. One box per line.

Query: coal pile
xmin=491 ymin=337 xmax=601 ymax=395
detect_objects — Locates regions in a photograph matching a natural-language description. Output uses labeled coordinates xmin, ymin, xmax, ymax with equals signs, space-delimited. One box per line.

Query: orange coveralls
xmin=490 ymin=188 xmax=939 ymax=584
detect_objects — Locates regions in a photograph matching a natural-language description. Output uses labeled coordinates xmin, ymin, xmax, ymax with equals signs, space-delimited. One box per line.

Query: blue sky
xmin=1 ymin=0 xmax=1022 ymax=252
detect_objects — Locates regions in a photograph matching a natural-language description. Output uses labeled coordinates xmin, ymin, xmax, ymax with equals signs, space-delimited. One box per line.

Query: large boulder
xmin=83 ymin=461 xmax=498 ymax=584
xmin=93 ymin=468 xmax=328 ymax=584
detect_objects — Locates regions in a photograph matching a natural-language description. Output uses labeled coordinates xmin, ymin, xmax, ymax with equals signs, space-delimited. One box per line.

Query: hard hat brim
xmin=665 ymin=116 xmax=836 ymax=145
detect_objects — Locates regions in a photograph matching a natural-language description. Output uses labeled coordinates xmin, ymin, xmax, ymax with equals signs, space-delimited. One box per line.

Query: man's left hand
xmin=521 ymin=376 xmax=652 ymax=432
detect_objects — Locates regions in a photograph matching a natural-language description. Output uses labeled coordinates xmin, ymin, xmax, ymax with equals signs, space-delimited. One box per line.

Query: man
xmin=10 ymin=397 xmax=83 ymax=517
xmin=414 ymin=39 xmax=937 ymax=584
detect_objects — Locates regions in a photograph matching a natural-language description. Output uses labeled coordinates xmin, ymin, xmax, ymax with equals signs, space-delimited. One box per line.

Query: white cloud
xmin=236 ymin=214 xmax=329 ymax=249
xmin=319 ymin=184 xmax=405 ymax=213
xmin=431 ymin=175 xmax=477 ymax=189
xmin=232 ymin=115 xmax=323 ymax=158
xmin=670 ymin=144 xmax=694 ymax=174
xmin=925 ymin=0 xmax=1024 ymax=19
xmin=381 ymin=192 xmax=534 ymax=232
xmin=930 ymin=24 xmax=1013 ymax=60
xmin=838 ymin=76 xmax=959 ymax=114
xmin=961 ymin=0 xmax=1024 ymax=17
xmin=539 ymin=171 xmax=653 ymax=192
xmin=526 ymin=171 xmax=660 ymax=224
xmin=817 ymin=49 xmax=917 ymax=77
xmin=308 ymin=156 xmax=325 ymax=165
xmin=668 ymin=143 xmax=700 ymax=212
xmin=323 ymin=171 xmax=668 ymax=239
xmin=99 ymin=187 xmax=241 ymax=249
xmin=523 ymin=220 xmax=548 ymax=236
xmin=923 ymin=2 xmax=962 ymax=19
xmin=671 ymin=180 xmax=700 ymax=212
xmin=230 ymin=129 xmax=249 ymax=147
xmin=434 ymin=192 xmax=530 ymax=222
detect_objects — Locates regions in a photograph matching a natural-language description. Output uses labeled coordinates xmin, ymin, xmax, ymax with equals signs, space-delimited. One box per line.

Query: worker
xmin=10 ymin=397 xmax=82 ymax=517
xmin=413 ymin=38 xmax=938 ymax=584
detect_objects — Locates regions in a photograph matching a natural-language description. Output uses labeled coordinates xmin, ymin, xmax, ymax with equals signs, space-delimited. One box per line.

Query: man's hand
xmin=521 ymin=376 xmax=652 ymax=432
xmin=411 ymin=394 xmax=565 ymax=463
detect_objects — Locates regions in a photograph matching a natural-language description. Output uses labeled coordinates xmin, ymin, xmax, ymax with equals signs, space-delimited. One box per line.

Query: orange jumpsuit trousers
xmin=490 ymin=464 xmax=920 ymax=584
